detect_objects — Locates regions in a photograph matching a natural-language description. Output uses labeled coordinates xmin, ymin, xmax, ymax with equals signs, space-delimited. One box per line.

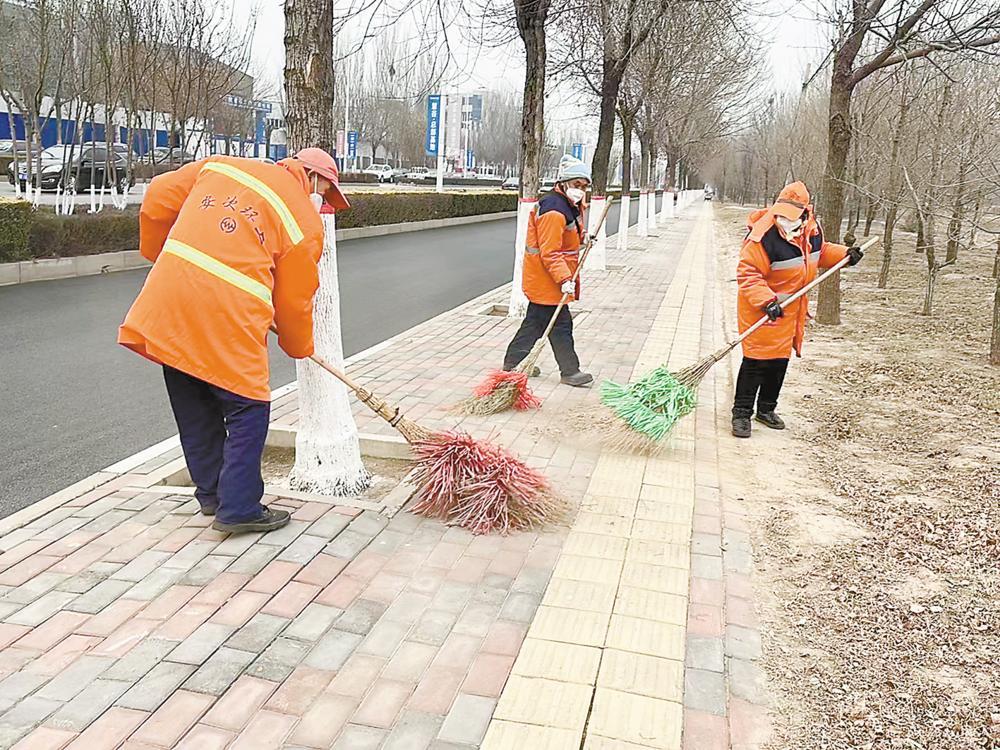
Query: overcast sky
xmin=231 ymin=0 xmax=831 ymax=139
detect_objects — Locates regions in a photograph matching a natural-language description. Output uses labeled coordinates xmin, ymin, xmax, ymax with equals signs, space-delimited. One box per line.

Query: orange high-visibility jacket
xmin=119 ymin=156 xmax=325 ymax=401
xmin=522 ymin=192 xmax=584 ymax=305
xmin=737 ymin=209 xmax=847 ymax=360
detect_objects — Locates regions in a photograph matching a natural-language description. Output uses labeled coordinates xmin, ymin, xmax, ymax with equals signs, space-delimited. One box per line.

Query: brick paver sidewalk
xmin=0 ymin=196 xmax=771 ymax=749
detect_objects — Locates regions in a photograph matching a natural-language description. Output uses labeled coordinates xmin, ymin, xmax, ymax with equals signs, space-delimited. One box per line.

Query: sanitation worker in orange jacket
xmin=502 ymin=154 xmax=594 ymax=387
xmin=732 ymin=181 xmax=864 ymax=438
xmin=119 ymin=149 xmax=350 ymax=533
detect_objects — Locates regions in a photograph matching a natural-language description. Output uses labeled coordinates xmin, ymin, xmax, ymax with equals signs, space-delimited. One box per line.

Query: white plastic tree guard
xmin=290 ymin=201 xmax=371 ymax=496
xmin=647 ymin=190 xmax=657 ymax=232
xmin=585 ymin=195 xmax=608 ymax=271
xmin=637 ymin=191 xmax=648 ymax=238
xmin=507 ymin=198 xmax=536 ymax=318
xmin=616 ymin=194 xmax=631 ymax=252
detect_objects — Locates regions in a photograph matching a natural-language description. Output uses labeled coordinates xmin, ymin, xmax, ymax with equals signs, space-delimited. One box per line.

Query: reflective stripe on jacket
xmin=118 ymin=155 xmax=324 ymax=401
xmin=522 ymin=192 xmax=584 ymax=305
xmin=737 ymin=208 xmax=847 ymax=359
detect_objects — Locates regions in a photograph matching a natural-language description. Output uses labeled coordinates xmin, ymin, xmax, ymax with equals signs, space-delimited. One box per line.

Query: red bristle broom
xmin=459 ymin=197 xmax=614 ymax=416
xmin=277 ymin=327 xmax=563 ymax=534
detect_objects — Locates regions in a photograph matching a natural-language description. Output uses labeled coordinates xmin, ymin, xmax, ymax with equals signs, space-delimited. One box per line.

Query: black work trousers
xmin=503 ymin=302 xmax=581 ymax=376
xmin=732 ymin=357 xmax=789 ymax=418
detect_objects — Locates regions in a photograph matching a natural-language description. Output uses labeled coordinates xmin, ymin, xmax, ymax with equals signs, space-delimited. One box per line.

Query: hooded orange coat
xmin=737 ymin=192 xmax=847 ymax=360
xmin=118 ymin=156 xmax=325 ymax=401
xmin=522 ymin=192 xmax=584 ymax=305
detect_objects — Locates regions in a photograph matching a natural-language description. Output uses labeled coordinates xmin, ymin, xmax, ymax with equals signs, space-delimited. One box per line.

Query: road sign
xmin=336 ymin=130 xmax=345 ymax=156
xmin=571 ymin=143 xmax=584 ymax=160
xmin=470 ymin=94 xmax=483 ymax=123
xmin=425 ymin=94 xmax=441 ymax=156
xmin=347 ymin=130 xmax=358 ymax=159
xmin=466 ymin=149 xmax=474 ymax=170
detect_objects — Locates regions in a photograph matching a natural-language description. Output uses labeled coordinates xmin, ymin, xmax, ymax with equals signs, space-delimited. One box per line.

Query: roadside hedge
xmin=4 ymin=191 xmax=517 ymax=261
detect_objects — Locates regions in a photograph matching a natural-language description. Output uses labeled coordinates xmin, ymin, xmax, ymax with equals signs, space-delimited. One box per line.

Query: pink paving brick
xmin=406 ymin=568 xmax=447 ymax=597
xmin=486 ymin=549 xmax=525 ymax=578
xmin=191 ymin=572 xmax=252 ymax=606
xmin=446 ymin=555 xmax=491 ymax=584
xmin=294 ymin=553 xmax=349 ymax=588
xmin=727 ymin=595 xmax=760 ymax=629
xmin=409 ymin=667 xmax=464 ymax=715
xmin=344 ymin=550 xmax=390 ymax=583
xmin=245 ymin=560 xmax=302 ymax=595
xmin=202 ymin=676 xmax=278 ymax=732
xmin=690 ymin=577 xmax=726 ymax=607
xmin=326 ymin=653 xmax=386 ymax=697
xmin=23 ymin=634 xmax=101 ymax=676
xmin=383 ymin=549 xmax=427 ymax=576
xmin=154 ymin=526 xmax=203 ymax=553
xmin=174 ymin=725 xmax=235 ymax=750
xmin=687 ymin=603 xmax=725 ymax=637
xmin=15 ymin=612 xmax=91 ymax=652
xmin=730 ymin=698 xmax=773 ymax=745
xmin=209 ymin=590 xmax=271 ymax=628
xmin=40 ymin=531 xmax=98 ymax=558
xmin=364 ymin=572 xmax=410 ymax=604
xmin=63 ymin=707 xmax=147 ymax=750
xmin=261 ymin=581 xmax=321 ymax=619
xmin=461 ymin=653 xmax=516 ymax=698
xmin=727 ymin=572 xmax=755 ymax=600
xmin=0 ymin=555 xmax=59 ymax=585
xmin=432 ymin=633 xmax=482 ymax=671
xmin=227 ymin=710 xmax=297 ymax=749
xmin=0 ymin=539 xmax=49 ymax=572
xmin=352 ymin=679 xmax=414 ymax=729
xmin=155 ymin=603 xmax=217 ymax=640
xmin=482 ymin=621 xmax=527 ymax=657
xmin=292 ymin=502 xmax=330 ymax=522
xmin=381 ymin=642 xmax=438 ymax=682
xmin=315 ymin=575 xmax=365 ymax=609
xmin=425 ymin=542 xmax=466 ymax=569
xmin=142 ymin=585 xmax=201 ymax=621
xmin=92 ymin=618 xmax=158 ymax=658
xmin=524 ymin=543 xmax=562 ymax=569
xmin=130 ymin=690 xmax=215 ymax=747
xmin=682 ymin=708 xmax=729 ymax=750
xmin=76 ymin=599 xmax=146 ymax=637
xmin=10 ymin=726 xmax=77 ymax=750
xmin=288 ymin=693 xmax=357 ymax=747
xmin=0 ymin=623 xmax=30 ymax=650
xmin=264 ymin=666 xmax=335 ymax=715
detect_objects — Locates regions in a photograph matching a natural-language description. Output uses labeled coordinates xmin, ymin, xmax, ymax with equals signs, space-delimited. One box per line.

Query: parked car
xmin=404 ymin=166 xmax=430 ymax=181
xmin=7 ymin=144 xmax=135 ymax=192
xmin=703 ymin=187 xmax=713 ymax=201
xmin=0 ymin=139 xmax=39 ymax=158
xmin=501 ymin=176 xmax=519 ymax=191
xmin=390 ymin=167 xmax=409 ymax=183
xmin=150 ymin=147 xmax=195 ymax=165
xmin=363 ymin=163 xmax=394 ymax=183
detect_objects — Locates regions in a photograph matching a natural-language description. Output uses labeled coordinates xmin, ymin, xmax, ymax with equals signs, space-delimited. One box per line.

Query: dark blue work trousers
xmin=162 ymin=366 xmax=270 ymax=525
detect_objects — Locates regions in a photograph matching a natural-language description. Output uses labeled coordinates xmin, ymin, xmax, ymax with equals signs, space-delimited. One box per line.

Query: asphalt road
xmin=0 ymin=197 xmax=653 ymax=517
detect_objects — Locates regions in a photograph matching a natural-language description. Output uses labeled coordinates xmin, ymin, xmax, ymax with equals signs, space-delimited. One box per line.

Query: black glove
xmin=763 ymin=299 xmax=783 ymax=321
xmin=846 ymin=246 xmax=864 ymax=266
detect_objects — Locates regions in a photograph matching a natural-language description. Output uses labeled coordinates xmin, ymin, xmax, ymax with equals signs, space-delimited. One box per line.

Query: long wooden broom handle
xmin=535 ymin=197 xmax=615 ymax=343
xmin=732 ymin=235 xmax=880 ymax=348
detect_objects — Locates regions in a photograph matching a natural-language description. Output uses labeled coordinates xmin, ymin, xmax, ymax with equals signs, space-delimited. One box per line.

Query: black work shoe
xmin=732 ymin=417 xmax=752 ymax=438
xmin=755 ymin=411 xmax=786 ymax=430
xmin=213 ymin=508 xmax=291 ymax=534
xmin=560 ymin=371 xmax=594 ymax=388
xmin=199 ymin=505 xmax=217 ymax=517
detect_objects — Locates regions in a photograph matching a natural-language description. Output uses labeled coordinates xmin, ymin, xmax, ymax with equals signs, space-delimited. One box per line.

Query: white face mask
xmin=776 ymin=215 xmax=803 ymax=240
xmin=565 ymin=187 xmax=586 ymax=204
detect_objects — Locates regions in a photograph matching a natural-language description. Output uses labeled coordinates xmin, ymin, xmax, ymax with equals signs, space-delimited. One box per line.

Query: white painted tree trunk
xmin=661 ymin=191 xmax=673 ymax=223
xmin=290 ymin=207 xmax=371 ymax=496
xmin=637 ymin=191 xmax=648 ymax=238
xmin=616 ymin=195 xmax=631 ymax=252
xmin=585 ymin=195 xmax=608 ymax=271
xmin=507 ymin=198 xmax=535 ymax=318
xmin=647 ymin=191 xmax=658 ymax=232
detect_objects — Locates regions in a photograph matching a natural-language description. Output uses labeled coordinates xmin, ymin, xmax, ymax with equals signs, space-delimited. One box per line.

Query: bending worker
xmin=119 ymin=149 xmax=349 ymax=533
xmin=732 ymin=181 xmax=863 ymax=438
xmin=502 ymin=154 xmax=594 ymax=388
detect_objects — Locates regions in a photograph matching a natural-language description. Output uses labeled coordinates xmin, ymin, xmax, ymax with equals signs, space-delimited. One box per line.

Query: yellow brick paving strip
xmin=483 ymin=209 xmax=713 ymax=750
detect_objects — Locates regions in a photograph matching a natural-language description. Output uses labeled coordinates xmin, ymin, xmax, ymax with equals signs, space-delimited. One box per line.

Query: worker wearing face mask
xmin=732 ymin=181 xmax=864 ymax=438
xmin=502 ymin=154 xmax=593 ymax=387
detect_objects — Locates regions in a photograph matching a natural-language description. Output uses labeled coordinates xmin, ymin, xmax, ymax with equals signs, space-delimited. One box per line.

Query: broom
xmin=286 ymin=334 xmax=561 ymax=534
xmin=460 ymin=196 xmax=615 ymax=415
xmin=601 ymin=236 xmax=880 ymax=451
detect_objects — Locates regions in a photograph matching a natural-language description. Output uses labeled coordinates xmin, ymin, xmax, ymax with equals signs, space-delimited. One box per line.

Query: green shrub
xmin=0 ymin=198 xmax=32 ymax=262
xmin=27 ymin=209 xmax=139 ymax=259
xmin=336 ymin=191 xmax=516 ymax=229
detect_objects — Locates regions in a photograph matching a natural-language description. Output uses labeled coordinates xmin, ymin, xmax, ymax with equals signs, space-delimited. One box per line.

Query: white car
xmin=364 ymin=163 xmax=394 ymax=183
xmin=404 ymin=167 xmax=431 ymax=181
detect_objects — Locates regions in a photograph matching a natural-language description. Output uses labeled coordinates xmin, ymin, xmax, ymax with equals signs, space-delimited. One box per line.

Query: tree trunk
xmin=877 ymin=91 xmax=911 ymax=289
xmin=864 ymin=193 xmax=878 ymax=236
xmin=993 ymin=237 xmax=999 ymax=280
xmin=879 ymin=204 xmax=897 ymax=289
xmin=968 ymin=190 xmax=983 ymax=252
xmin=816 ymin=68 xmax=855 ymax=324
xmin=284 ymin=0 xmax=368 ymax=496
xmin=283 ymin=0 xmax=335 ymax=152
xmin=991 ymin=266 xmax=1000 ymax=365
xmin=620 ymin=114 xmax=632 ymax=195
xmin=945 ymin=144 xmax=971 ymax=264
xmin=509 ymin=0 xmax=550 ymax=318
xmin=590 ymin=58 xmax=624 ymax=195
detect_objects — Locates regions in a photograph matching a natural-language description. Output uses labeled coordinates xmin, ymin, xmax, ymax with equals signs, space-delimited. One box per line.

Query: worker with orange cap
xmin=732 ymin=181 xmax=863 ymax=438
xmin=119 ymin=149 xmax=349 ymax=533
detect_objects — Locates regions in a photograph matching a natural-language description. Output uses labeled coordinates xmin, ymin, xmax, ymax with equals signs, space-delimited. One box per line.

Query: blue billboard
xmin=425 ymin=94 xmax=441 ymax=156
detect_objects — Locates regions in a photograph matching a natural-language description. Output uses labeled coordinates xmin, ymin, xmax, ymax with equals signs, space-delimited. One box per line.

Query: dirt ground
xmin=262 ymin=448 xmax=414 ymax=506
xmin=713 ymin=204 xmax=1000 ymax=749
